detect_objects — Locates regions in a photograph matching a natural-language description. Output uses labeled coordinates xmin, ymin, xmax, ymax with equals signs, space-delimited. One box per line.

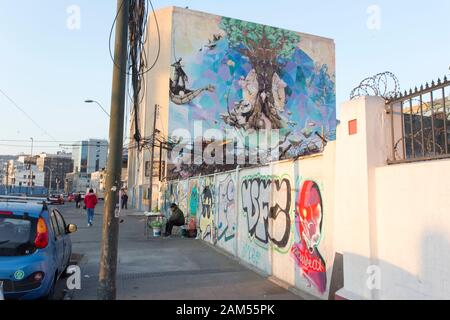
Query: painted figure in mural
xmin=188 ymin=185 xmax=199 ymax=218
xmin=200 ymin=184 xmax=215 ymax=243
xmin=290 ymin=180 xmax=327 ymax=294
xmin=169 ymin=58 xmax=216 ymax=105
xmin=171 ymin=58 xmax=188 ymax=91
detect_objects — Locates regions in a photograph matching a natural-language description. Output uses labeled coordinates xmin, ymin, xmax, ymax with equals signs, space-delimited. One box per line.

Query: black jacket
xmin=170 ymin=207 xmax=185 ymax=224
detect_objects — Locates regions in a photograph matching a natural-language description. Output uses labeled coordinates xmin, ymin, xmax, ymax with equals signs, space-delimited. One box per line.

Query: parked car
xmin=0 ymin=198 xmax=77 ymax=300
xmin=67 ymin=194 xmax=75 ymax=202
xmin=47 ymin=195 xmax=64 ymax=205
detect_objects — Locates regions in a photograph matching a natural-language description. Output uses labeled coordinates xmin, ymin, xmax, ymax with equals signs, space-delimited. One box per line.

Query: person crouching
xmin=164 ymin=203 xmax=185 ymax=237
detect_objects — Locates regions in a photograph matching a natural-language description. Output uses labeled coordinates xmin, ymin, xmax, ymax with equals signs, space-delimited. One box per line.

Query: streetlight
xmin=29 ymin=137 xmax=34 ymax=196
xmin=85 ymin=100 xmax=110 ymax=117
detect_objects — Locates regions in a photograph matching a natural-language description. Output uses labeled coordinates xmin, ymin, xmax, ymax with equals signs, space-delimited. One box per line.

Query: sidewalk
xmin=62 ymin=203 xmax=311 ymax=300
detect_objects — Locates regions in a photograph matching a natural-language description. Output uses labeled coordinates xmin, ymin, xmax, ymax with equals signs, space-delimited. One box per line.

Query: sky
xmin=1 ymin=0 xmax=449 ymax=155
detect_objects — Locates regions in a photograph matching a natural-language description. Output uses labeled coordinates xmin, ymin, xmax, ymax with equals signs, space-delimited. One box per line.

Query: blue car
xmin=0 ymin=197 xmax=77 ymax=300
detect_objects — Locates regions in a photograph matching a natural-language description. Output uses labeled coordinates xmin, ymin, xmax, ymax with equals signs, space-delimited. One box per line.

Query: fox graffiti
xmin=241 ymin=176 xmax=292 ymax=249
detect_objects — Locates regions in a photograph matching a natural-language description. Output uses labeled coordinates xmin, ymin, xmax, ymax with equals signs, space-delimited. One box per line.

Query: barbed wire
xmin=350 ymin=71 xmax=401 ymax=100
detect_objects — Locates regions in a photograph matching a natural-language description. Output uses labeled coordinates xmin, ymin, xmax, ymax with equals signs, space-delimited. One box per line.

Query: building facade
xmin=64 ymin=172 xmax=91 ymax=194
xmin=72 ymin=139 xmax=108 ymax=174
xmin=36 ymin=152 xmax=74 ymax=192
xmin=3 ymin=159 xmax=45 ymax=189
xmin=127 ymin=7 xmax=336 ymax=211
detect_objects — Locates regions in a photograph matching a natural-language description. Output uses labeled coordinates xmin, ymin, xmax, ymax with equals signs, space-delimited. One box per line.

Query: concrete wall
xmin=160 ymin=143 xmax=336 ymax=299
xmin=335 ymin=96 xmax=450 ymax=300
xmin=374 ymin=160 xmax=450 ymax=299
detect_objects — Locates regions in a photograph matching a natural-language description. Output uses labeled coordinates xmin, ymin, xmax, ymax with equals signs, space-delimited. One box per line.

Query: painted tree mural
xmin=167 ymin=11 xmax=336 ymax=179
xmin=220 ymin=18 xmax=301 ymax=130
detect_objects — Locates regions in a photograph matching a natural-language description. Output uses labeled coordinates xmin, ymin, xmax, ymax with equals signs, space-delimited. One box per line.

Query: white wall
xmin=334 ymin=96 xmax=450 ymax=300
xmin=374 ymin=159 xmax=450 ymax=299
xmin=334 ymin=96 xmax=388 ymax=300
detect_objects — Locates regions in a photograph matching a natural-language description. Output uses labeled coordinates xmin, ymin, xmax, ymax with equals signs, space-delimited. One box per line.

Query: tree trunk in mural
xmin=220 ymin=18 xmax=300 ymax=130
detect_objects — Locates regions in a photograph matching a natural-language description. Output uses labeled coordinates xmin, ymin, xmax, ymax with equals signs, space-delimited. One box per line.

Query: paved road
xmin=55 ymin=202 xmax=309 ymax=300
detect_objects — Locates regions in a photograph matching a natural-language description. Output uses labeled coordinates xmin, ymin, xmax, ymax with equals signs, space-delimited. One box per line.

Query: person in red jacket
xmin=84 ymin=189 xmax=98 ymax=227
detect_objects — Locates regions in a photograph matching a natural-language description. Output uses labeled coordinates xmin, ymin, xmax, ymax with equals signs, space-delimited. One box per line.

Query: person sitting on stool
xmin=164 ymin=203 xmax=185 ymax=237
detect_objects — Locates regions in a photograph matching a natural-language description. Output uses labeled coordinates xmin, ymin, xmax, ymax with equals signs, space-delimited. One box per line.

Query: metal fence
xmin=386 ymin=76 xmax=450 ymax=164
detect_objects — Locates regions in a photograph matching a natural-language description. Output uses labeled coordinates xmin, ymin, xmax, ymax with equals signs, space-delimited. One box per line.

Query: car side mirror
xmin=67 ymin=224 xmax=78 ymax=234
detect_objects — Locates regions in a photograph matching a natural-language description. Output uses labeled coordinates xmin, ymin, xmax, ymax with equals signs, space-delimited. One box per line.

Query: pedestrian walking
xmin=121 ymin=192 xmax=128 ymax=210
xmin=75 ymin=193 xmax=82 ymax=209
xmin=84 ymin=189 xmax=98 ymax=227
xmin=164 ymin=203 xmax=185 ymax=237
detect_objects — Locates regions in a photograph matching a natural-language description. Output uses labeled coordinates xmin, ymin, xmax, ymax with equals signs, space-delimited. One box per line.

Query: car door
xmin=49 ymin=210 xmax=65 ymax=275
xmin=54 ymin=210 xmax=70 ymax=269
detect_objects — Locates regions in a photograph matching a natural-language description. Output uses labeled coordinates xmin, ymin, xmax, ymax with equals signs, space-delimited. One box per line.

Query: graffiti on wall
xmin=290 ymin=180 xmax=327 ymax=294
xmin=188 ymin=180 xmax=199 ymax=219
xmin=200 ymin=177 xmax=216 ymax=243
xmin=240 ymin=174 xmax=293 ymax=252
xmin=161 ymin=183 xmax=175 ymax=216
xmin=176 ymin=181 xmax=188 ymax=218
xmin=216 ymin=174 xmax=236 ymax=243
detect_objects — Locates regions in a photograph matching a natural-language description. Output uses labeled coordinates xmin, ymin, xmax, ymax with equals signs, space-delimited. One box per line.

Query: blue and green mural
xmin=168 ymin=12 xmax=336 ymax=178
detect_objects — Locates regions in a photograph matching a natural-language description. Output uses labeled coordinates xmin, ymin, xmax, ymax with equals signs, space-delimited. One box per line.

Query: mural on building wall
xmin=291 ymin=180 xmax=327 ymax=294
xmin=199 ymin=176 xmax=216 ymax=244
xmin=168 ymin=13 xmax=336 ymax=179
xmin=216 ymin=174 xmax=237 ymax=246
xmin=240 ymin=174 xmax=293 ymax=252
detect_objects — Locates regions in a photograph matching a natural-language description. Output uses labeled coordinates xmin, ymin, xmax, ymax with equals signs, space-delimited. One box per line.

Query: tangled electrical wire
xmin=109 ymin=0 xmax=161 ymax=152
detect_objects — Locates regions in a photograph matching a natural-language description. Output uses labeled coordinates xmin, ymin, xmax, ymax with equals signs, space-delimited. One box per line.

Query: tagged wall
xmin=160 ymin=143 xmax=336 ymax=299
xmin=215 ymin=172 xmax=238 ymax=255
xmin=238 ymin=166 xmax=273 ymax=275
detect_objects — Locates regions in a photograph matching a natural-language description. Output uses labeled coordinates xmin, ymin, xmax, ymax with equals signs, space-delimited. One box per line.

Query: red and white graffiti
xmin=291 ymin=181 xmax=327 ymax=294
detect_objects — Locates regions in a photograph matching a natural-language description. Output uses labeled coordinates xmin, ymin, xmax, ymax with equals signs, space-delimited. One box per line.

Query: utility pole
xmin=148 ymin=104 xmax=159 ymax=212
xmin=29 ymin=137 xmax=33 ymax=196
xmin=98 ymin=0 xmax=129 ymax=300
xmin=5 ymin=162 xmax=9 ymax=195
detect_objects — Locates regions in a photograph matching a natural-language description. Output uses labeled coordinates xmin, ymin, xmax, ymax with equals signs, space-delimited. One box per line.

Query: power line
xmin=0 ymin=88 xmax=57 ymax=141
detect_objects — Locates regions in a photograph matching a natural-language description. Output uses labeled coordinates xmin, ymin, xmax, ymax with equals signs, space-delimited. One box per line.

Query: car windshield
xmin=0 ymin=216 xmax=36 ymax=256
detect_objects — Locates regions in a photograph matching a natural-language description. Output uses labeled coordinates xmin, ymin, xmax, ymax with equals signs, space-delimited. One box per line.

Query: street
xmin=55 ymin=202 xmax=310 ymax=300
